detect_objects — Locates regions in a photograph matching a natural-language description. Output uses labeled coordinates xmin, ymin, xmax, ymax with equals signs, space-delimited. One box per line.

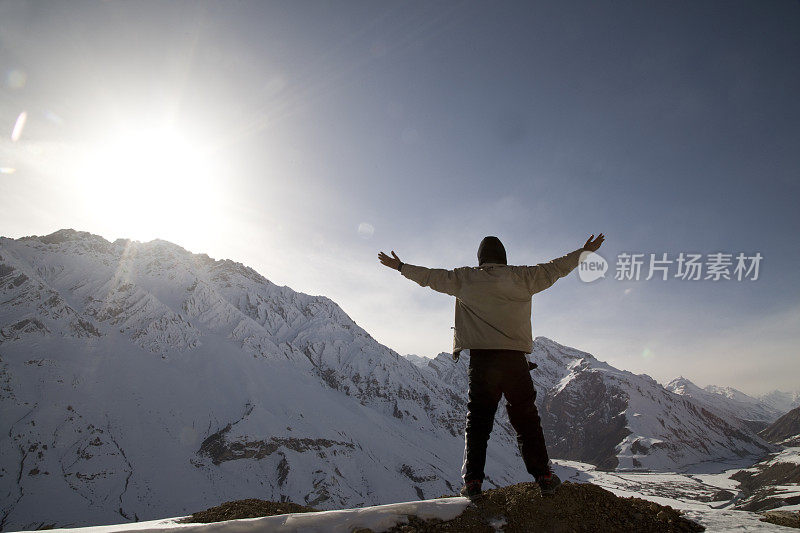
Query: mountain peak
xmin=666 ymin=376 xmax=697 ymax=390
xmin=667 ymin=376 xmax=782 ymax=424
xmin=12 ymin=229 xmax=195 ymax=256
xmin=16 ymin=228 xmax=109 ymax=245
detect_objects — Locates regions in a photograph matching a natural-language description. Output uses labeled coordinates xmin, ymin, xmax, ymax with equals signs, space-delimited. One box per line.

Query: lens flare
xmin=5 ymin=69 xmax=26 ymax=89
xmin=11 ymin=111 xmax=27 ymax=142
xmin=358 ymin=222 xmax=375 ymax=239
xmin=42 ymin=110 xmax=64 ymax=126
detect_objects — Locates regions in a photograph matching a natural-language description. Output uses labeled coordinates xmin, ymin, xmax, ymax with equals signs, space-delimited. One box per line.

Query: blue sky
xmin=1 ymin=1 xmax=798 ymax=394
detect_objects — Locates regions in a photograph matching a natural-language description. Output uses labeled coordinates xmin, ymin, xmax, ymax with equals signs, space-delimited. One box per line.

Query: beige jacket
xmin=400 ymin=248 xmax=584 ymax=353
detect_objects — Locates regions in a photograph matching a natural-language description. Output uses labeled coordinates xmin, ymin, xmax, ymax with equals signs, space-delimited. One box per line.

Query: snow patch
xmin=17 ymin=498 xmax=471 ymax=533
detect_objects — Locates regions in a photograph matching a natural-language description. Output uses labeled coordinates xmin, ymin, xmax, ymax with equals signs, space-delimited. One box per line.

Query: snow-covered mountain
xmin=0 ymin=230 xmax=775 ymax=530
xmin=419 ymin=344 xmax=775 ymax=471
xmin=522 ymin=339 xmax=774 ymax=471
xmin=758 ymin=390 xmax=800 ymax=415
xmin=402 ymin=354 xmax=431 ymax=368
xmin=666 ymin=377 xmax=783 ymax=432
xmin=1 ymin=229 xmax=486 ymax=531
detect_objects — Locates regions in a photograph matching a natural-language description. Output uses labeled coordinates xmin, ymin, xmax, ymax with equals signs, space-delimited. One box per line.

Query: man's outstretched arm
xmin=378 ymin=250 xmax=462 ymax=297
xmin=526 ymin=233 xmax=605 ymax=294
xmin=582 ymin=233 xmax=605 ymax=253
xmin=378 ymin=251 xmax=404 ymax=271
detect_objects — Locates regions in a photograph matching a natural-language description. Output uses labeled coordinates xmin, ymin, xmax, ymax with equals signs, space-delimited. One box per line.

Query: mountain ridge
xmin=0 ymin=229 xmax=775 ymax=530
xmin=665 ymin=377 xmax=783 ymax=434
xmin=759 ymin=406 xmax=800 ymax=446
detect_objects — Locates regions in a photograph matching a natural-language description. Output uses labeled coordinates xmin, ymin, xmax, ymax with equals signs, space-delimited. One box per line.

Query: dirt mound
xmin=181 ymin=482 xmax=704 ymax=531
xmin=761 ymin=510 xmax=800 ymax=529
xmin=384 ymin=482 xmax=704 ymax=532
xmin=181 ymin=498 xmax=317 ymax=523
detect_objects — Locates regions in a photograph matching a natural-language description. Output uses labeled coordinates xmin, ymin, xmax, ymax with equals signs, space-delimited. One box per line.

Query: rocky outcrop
xmin=760 ymin=406 xmax=800 ymax=445
xmin=544 ymin=372 xmax=631 ymax=470
xmin=730 ymin=448 xmax=800 ymax=512
xmin=181 ymin=482 xmax=706 ymax=532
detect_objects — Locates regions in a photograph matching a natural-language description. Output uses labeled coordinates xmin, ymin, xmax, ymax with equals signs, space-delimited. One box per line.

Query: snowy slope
xmin=9 ymin=498 xmax=473 ymax=533
xmin=0 ymin=229 xmax=776 ymax=530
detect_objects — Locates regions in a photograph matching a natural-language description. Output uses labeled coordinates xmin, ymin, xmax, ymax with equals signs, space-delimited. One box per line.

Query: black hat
xmin=478 ymin=236 xmax=507 ymax=265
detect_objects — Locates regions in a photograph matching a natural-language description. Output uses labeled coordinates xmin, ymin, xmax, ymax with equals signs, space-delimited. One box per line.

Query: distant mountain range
xmin=757 ymin=390 xmax=800 ymax=415
xmin=0 ymin=229 xmax=781 ymax=530
xmin=665 ymin=377 xmax=784 ymax=433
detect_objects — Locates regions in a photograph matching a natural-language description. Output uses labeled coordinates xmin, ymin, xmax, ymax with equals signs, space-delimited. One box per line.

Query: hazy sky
xmin=1 ymin=1 xmax=798 ymax=395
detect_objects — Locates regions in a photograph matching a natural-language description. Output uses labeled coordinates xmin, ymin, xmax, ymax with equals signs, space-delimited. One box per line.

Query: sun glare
xmin=79 ymin=126 xmax=226 ymax=247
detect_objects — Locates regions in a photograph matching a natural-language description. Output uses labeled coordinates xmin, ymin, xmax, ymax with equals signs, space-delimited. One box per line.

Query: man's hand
xmin=582 ymin=233 xmax=605 ymax=253
xmin=378 ymin=251 xmax=403 ymax=271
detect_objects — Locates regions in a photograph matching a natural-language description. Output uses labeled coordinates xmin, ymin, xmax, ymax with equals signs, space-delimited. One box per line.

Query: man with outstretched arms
xmin=378 ymin=233 xmax=605 ymax=499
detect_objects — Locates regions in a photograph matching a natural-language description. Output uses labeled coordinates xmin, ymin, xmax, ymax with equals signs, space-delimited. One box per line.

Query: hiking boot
xmin=460 ymin=479 xmax=482 ymax=499
xmin=537 ymin=471 xmax=561 ymax=496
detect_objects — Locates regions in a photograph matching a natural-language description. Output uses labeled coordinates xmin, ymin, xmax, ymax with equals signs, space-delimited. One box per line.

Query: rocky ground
xmin=181 ymin=499 xmax=317 ymax=523
xmin=389 ymin=482 xmax=703 ymax=533
xmin=181 ymin=482 xmax=705 ymax=532
xmin=760 ymin=510 xmax=800 ymax=529
xmin=731 ymin=458 xmax=800 ymax=512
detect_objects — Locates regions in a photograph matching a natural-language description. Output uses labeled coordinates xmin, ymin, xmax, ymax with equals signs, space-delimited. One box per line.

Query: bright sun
xmin=79 ymin=126 xmax=225 ymax=246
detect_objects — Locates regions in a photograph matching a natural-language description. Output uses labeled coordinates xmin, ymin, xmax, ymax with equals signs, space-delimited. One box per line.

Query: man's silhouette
xmin=378 ymin=233 xmax=605 ymax=498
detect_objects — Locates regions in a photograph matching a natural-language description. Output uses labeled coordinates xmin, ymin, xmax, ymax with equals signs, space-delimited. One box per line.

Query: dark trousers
xmin=462 ymin=349 xmax=549 ymax=483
